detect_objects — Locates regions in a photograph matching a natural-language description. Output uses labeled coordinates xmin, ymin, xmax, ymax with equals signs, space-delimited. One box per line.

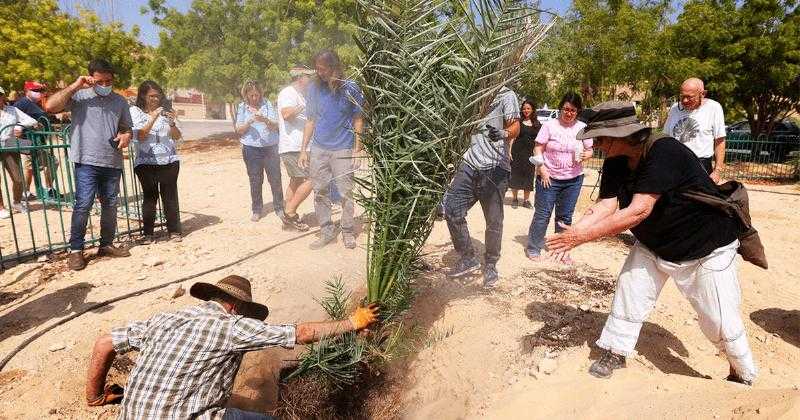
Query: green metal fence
xmin=585 ymin=133 xmax=800 ymax=180
xmin=1 ymin=122 xmax=163 ymax=268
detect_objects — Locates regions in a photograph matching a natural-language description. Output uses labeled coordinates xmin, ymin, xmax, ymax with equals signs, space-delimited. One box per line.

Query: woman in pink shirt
xmin=526 ymin=92 xmax=593 ymax=263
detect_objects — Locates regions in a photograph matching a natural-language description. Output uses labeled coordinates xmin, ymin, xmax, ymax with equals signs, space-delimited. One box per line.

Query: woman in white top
xmin=0 ymin=86 xmax=38 ymax=218
xmin=130 ymin=80 xmax=183 ymax=243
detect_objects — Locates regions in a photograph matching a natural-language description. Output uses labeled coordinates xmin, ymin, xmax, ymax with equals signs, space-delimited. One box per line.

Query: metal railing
xmin=584 ymin=133 xmax=800 ymax=180
xmin=1 ymin=122 xmax=163 ymax=268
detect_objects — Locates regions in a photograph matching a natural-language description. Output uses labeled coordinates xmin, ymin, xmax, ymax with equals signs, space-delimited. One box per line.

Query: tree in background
xmin=521 ymin=0 xmax=675 ymax=122
xmin=0 ymin=0 xmax=146 ymax=92
xmin=671 ymin=0 xmax=800 ymax=137
xmin=522 ymin=0 xmax=800 ymax=133
xmin=142 ymin=0 xmax=359 ymax=120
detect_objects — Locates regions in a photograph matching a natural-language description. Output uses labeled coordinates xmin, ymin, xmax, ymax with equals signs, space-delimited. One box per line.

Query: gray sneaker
xmin=482 ymin=264 xmax=499 ymax=289
xmin=310 ymin=233 xmax=336 ymax=250
xmin=589 ymin=350 xmax=626 ymax=379
xmin=447 ymin=257 xmax=480 ymax=278
xmin=342 ymin=233 xmax=357 ymax=249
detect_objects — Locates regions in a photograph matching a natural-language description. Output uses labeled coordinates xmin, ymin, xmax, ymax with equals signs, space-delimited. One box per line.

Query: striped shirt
xmin=111 ymin=301 xmax=296 ymax=420
xmin=462 ymin=87 xmax=520 ymax=171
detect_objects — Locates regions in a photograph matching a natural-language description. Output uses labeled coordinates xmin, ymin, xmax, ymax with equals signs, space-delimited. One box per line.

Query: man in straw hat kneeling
xmin=84 ymin=275 xmax=378 ymax=419
xmin=545 ymin=101 xmax=757 ymax=385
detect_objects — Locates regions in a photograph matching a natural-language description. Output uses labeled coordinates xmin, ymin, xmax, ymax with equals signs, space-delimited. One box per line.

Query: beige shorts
xmin=281 ymin=152 xmax=309 ymax=179
xmin=24 ymin=151 xmax=59 ymax=170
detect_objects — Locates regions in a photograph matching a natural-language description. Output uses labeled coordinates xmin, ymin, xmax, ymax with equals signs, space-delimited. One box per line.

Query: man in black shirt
xmin=545 ymin=101 xmax=756 ymax=385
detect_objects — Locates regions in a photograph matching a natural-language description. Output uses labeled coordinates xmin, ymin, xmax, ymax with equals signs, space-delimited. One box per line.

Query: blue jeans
xmin=242 ymin=144 xmax=284 ymax=215
xmin=526 ymin=174 xmax=583 ymax=256
xmin=223 ymin=408 xmax=275 ymax=420
xmin=444 ymin=164 xmax=509 ymax=265
xmin=69 ymin=163 xmax=122 ymax=250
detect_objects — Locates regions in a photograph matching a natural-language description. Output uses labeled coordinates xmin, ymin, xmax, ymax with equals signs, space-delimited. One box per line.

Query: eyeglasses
xmin=560 ymin=107 xmax=578 ymax=114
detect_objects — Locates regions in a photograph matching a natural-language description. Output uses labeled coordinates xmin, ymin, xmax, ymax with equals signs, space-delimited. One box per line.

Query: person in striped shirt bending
xmin=84 ymin=275 xmax=378 ymax=419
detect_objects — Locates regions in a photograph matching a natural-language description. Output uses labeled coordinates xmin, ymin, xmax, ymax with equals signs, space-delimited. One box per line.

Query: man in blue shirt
xmin=45 ymin=59 xmax=133 ymax=271
xmin=298 ymin=50 xmax=364 ymax=249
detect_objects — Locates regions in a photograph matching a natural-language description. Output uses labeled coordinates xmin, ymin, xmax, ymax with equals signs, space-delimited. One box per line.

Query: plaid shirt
xmin=111 ymin=301 xmax=296 ymax=420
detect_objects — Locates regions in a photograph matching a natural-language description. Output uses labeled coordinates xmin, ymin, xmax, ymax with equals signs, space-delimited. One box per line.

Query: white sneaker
xmin=11 ymin=203 xmax=28 ymax=213
xmin=0 ymin=209 xmax=9 ymax=219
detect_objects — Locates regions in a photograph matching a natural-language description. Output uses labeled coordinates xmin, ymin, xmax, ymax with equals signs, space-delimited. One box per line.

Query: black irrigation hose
xmin=0 ymin=228 xmax=320 ymax=373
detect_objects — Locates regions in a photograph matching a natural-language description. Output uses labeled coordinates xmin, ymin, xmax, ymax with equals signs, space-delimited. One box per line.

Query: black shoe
xmin=589 ymin=350 xmax=626 ymax=379
xmin=447 ymin=257 xmax=480 ymax=278
xmin=511 ymin=199 xmax=518 ymax=209
xmin=522 ymin=200 xmax=532 ymax=209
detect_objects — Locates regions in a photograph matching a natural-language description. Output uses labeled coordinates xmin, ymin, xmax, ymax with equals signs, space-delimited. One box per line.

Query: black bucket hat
xmin=577 ymin=101 xmax=649 ymax=140
xmin=190 ymin=275 xmax=269 ymax=320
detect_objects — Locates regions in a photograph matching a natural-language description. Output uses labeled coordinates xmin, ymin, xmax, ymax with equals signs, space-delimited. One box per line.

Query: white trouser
xmin=596 ymin=240 xmax=757 ymax=381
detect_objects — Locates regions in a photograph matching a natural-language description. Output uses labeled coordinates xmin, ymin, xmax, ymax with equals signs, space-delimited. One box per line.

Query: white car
xmin=536 ymin=108 xmax=558 ymax=123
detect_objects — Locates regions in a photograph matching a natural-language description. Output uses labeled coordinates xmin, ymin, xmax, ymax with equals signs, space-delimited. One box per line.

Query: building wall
xmin=173 ymin=102 xmax=207 ymax=120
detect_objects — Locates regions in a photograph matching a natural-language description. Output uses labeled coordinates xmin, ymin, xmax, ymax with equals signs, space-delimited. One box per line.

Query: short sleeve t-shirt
xmin=664 ymin=99 xmax=726 ymax=159
xmin=277 ymin=85 xmax=306 ymax=154
xmin=236 ymin=100 xmax=279 ymax=148
xmin=306 ymin=80 xmax=364 ymax=151
xmin=0 ymin=105 xmax=37 ymax=145
xmin=130 ymin=106 xmax=180 ymax=167
xmin=462 ymin=87 xmax=520 ymax=171
xmin=598 ymin=137 xmax=738 ymax=262
xmin=66 ymin=88 xmax=133 ymax=169
xmin=534 ymin=118 xmax=593 ymax=180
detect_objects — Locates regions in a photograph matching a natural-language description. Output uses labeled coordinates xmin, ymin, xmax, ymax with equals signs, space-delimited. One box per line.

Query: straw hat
xmin=190 ymin=275 xmax=269 ymax=320
xmin=577 ymin=101 xmax=649 ymax=140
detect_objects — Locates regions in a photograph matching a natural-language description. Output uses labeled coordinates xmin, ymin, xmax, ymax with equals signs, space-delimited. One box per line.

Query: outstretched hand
xmin=545 ymin=222 xmax=587 ymax=254
xmin=349 ymin=303 xmax=380 ymax=330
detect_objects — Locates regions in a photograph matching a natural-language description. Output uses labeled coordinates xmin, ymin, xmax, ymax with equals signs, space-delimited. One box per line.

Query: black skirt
xmin=509 ymin=122 xmax=539 ymax=191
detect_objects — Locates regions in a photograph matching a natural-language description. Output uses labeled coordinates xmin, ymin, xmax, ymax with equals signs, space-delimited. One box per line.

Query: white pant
xmin=596 ymin=240 xmax=757 ymax=381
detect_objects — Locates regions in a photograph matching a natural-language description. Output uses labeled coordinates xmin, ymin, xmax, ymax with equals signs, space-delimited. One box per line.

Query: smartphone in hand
xmin=108 ymin=137 xmax=120 ymax=149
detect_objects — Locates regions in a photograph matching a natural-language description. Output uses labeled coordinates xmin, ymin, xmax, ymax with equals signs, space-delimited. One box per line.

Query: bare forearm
xmin=579 ymin=200 xmax=653 ymax=244
xmin=137 ymin=116 xmax=158 ymax=140
xmin=714 ymin=137 xmax=725 ymax=169
xmin=533 ymin=143 xmax=545 ymax=156
xmin=296 ymin=319 xmax=355 ymax=344
xmin=235 ymin=120 xmax=252 ymax=136
xmin=572 ymin=199 xmax=618 ymax=230
xmin=45 ymin=83 xmax=80 ymax=113
xmin=86 ymin=334 xmax=116 ymax=400
xmin=505 ymin=119 xmax=520 ymax=142
xmin=281 ymin=105 xmax=303 ymax=121
xmin=302 ymin=120 xmax=315 ymax=152
xmin=169 ymin=125 xmax=182 ymax=140
xmin=353 ymin=116 xmax=363 ymax=152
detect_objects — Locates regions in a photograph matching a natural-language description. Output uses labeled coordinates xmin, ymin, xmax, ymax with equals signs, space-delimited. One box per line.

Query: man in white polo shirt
xmin=664 ymin=77 xmax=726 ymax=184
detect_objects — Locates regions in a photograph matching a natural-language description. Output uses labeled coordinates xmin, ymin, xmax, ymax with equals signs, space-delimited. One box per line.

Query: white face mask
xmin=29 ymin=91 xmax=42 ymax=101
xmin=94 ymin=85 xmax=113 ymax=97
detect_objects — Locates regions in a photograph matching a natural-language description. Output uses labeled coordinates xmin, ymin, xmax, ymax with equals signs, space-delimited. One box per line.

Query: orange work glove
xmin=87 ymin=383 xmax=124 ymax=406
xmin=349 ymin=303 xmax=380 ymax=330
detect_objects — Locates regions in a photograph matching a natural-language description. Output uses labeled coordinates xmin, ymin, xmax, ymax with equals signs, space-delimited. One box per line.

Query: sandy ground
xmin=1 ymin=135 xmax=799 ymax=419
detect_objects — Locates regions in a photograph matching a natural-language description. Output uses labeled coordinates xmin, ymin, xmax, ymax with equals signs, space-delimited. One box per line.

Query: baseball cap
xmin=24 ymin=81 xmax=47 ymax=91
